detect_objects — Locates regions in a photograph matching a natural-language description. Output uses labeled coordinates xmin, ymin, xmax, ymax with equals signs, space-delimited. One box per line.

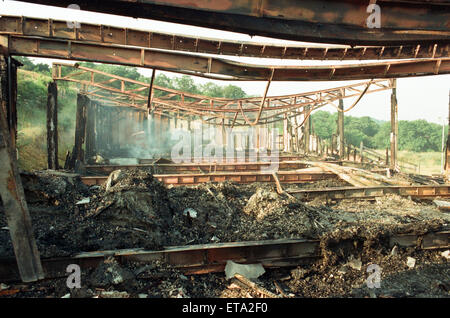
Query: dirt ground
xmin=0 ymin=168 xmax=449 ymax=298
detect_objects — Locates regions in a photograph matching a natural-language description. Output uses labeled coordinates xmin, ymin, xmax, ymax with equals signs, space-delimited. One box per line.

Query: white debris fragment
xmin=441 ymin=250 xmax=450 ymax=260
xmin=76 ymin=197 xmax=90 ymax=205
xmin=183 ymin=208 xmax=198 ymax=218
xmin=0 ymin=227 xmax=9 ymax=231
xmin=0 ymin=283 xmax=9 ymax=291
xmin=138 ymin=294 xmax=148 ymax=298
xmin=347 ymin=256 xmax=362 ymax=271
xmin=210 ymin=236 xmax=220 ymax=242
xmin=98 ymin=291 xmax=129 ymax=298
xmin=61 ymin=293 xmax=71 ymax=298
xmin=390 ymin=245 xmax=398 ymax=256
xmin=406 ymin=257 xmax=416 ymax=269
xmin=225 ymin=260 xmax=265 ymax=280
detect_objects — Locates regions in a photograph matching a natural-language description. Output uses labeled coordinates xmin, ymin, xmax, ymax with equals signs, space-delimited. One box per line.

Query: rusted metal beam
xmin=52 ymin=63 xmax=396 ymax=126
xmin=5 ymin=36 xmax=450 ymax=81
xmin=16 ymin=1 xmax=450 ymax=45
xmin=289 ymin=184 xmax=450 ymax=201
xmin=1 ymin=15 xmax=448 ymax=60
xmin=85 ymin=161 xmax=310 ymax=175
xmin=81 ymin=170 xmax=337 ymax=186
xmin=1 ymin=228 xmax=448 ymax=282
xmin=138 ymin=155 xmax=309 ymax=164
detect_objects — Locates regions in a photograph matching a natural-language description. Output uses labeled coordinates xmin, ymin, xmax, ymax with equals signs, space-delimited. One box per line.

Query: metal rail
xmin=289 ymin=184 xmax=450 ymax=201
xmin=85 ymin=161 xmax=310 ymax=175
xmin=81 ymin=170 xmax=337 ymax=186
xmin=1 ymin=229 xmax=448 ymax=282
xmin=4 ymin=35 xmax=450 ymax=81
xmin=16 ymin=1 xmax=450 ymax=45
xmin=1 ymin=15 xmax=448 ymax=60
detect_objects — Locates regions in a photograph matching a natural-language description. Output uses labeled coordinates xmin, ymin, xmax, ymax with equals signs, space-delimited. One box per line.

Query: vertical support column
xmin=445 ymin=90 xmax=450 ymax=178
xmin=69 ymin=94 xmax=88 ymax=168
xmin=85 ymin=100 xmax=96 ymax=162
xmin=304 ymin=106 xmax=310 ymax=154
xmin=0 ymin=55 xmax=44 ymax=282
xmin=338 ymin=93 xmax=345 ymax=159
xmin=390 ymin=79 xmax=398 ymax=171
xmin=46 ymin=81 xmax=58 ymax=169
xmin=5 ymin=56 xmax=18 ymax=151
xmin=283 ymin=113 xmax=289 ymax=152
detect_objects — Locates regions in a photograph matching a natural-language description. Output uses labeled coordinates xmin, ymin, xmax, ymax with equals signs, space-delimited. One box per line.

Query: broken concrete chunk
xmin=183 ymin=208 xmax=198 ymax=218
xmin=406 ymin=257 xmax=416 ymax=269
xmin=225 ymin=260 xmax=265 ymax=280
xmin=441 ymin=250 xmax=450 ymax=260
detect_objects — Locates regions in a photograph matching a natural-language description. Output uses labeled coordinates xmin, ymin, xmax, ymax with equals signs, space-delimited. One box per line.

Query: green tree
xmin=222 ymin=85 xmax=246 ymax=99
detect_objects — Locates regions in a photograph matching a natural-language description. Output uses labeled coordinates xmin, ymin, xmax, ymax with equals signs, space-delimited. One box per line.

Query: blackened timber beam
xmin=68 ymin=94 xmax=88 ymax=169
xmin=46 ymin=81 xmax=58 ymax=170
xmin=0 ymin=57 xmax=44 ymax=282
xmin=16 ymin=1 xmax=450 ymax=45
xmin=5 ymin=36 xmax=450 ymax=81
xmin=0 ymin=15 xmax=449 ymax=60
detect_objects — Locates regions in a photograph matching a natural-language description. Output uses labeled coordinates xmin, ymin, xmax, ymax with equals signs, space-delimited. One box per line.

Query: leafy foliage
xmin=311 ymin=110 xmax=447 ymax=152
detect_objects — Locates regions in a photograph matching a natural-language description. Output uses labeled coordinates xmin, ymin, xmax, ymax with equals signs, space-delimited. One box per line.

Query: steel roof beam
xmin=17 ymin=0 xmax=450 ymax=45
xmin=5 ymin=35 xmax=450 ymax=81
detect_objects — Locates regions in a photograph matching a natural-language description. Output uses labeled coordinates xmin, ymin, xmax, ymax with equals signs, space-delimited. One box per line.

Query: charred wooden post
xmin=304 ymin=106 xmax=310 ymax=154
xmin=338 ymin=94 xmax=344 ymax=159
xmin=85 ymin=101 xmax=96 ymax=161
xmin=68 ymin=94 xmax=88 ymax=169
xmin=390 ymin=79 xmax=398 ymax=171
xmin=0 ymin=55 xmax=44 ymax=282
xmin=46 ymin=81 xmax=58 ymax=169
xmin=283 ymin=113 xmax=290 ymax=152
xmin=331 ymin=135 xmax=335 ymax=155
xmin=360 ymin=141 xmax=364 ymax=163
xmin=386 ymin=148 xmax=389 ymax=167
xmin=445 ymin=90 xmax=450 ymax=179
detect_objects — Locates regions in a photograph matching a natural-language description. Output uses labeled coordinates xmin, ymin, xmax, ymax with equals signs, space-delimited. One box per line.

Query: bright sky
xmin=1 ymin=0 xmax=449 ymax=125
